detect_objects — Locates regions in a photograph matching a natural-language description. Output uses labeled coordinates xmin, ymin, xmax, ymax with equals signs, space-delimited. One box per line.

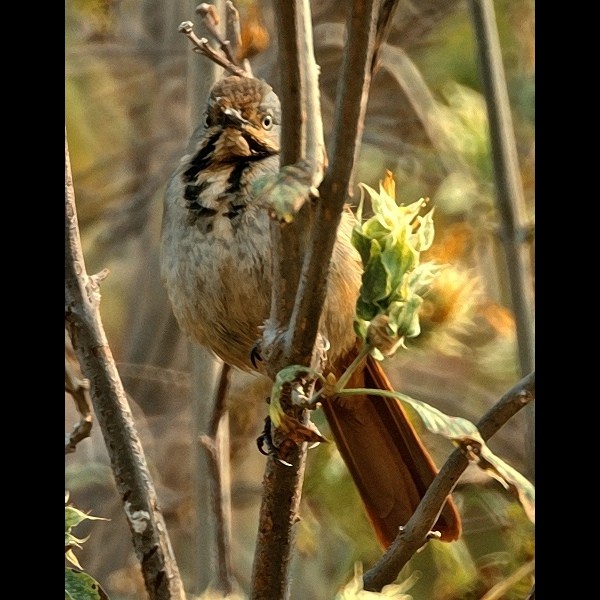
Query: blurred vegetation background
xmin=65 ymin=1 xmax=535 ymax=598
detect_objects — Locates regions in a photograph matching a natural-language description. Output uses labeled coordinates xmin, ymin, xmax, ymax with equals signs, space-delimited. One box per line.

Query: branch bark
xmin=289 ymin=0 xmax=383 ymax=364
xmin=363 ymin=371 xmax=535 ymax=591
xmin=250 ymin=2 xmax=321 ymax=597
xmin=198 ymin=363 xmax=234 ymax=595
xmin=65 ymin=129 xmax=186 ymax=600
xmin=186 ymin=3 xmax=236 ymax=594
xmin=251 ymin=2 xmax=399 ymax=597
xmin=468 ymin=0 xmax=535 ymax=478
xmin=65 ymin=352 xmax=93 ymax=454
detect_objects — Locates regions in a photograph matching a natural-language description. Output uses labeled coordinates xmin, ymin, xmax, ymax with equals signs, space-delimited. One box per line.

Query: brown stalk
xmin=362 ymin=371 xmax=535 ymax=591
xmin=65 ymin=129 xmax=186 ymax=600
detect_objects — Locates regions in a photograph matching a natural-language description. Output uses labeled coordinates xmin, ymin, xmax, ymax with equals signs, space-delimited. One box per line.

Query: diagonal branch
xmin=65 ymin=129 xmax=186 ymax=600
xmin=362 ymin=371 xmax=535 ymax=591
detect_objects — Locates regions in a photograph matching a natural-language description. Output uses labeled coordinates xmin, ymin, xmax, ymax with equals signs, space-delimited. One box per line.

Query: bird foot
xmin=256 ymin=416 xmax=293 ymax=467
xmin=250 ymin=343 xmax=263 ymax=369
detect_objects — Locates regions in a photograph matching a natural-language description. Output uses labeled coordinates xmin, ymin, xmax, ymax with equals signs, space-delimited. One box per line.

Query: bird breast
xmin=161 ymin=154 xmax=363 ymax=372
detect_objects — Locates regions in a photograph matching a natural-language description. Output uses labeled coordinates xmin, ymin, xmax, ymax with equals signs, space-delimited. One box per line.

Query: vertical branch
xmin=267 ymin=1 xmax=310 ymax=345
xmin=198 ymin=363 xmax=234 ymax=595
xmin=251 ymin=1 xmax=323 ymax=598
xmin=252 ymin=2 xmax=399 ymax=597
xmin=65 ymin=130 xmax=186 ymax=600
xmin=290 ymin=0 xmax=383 ymax=363
xmin=185 ymin=1 xmax=235 ymax=594
xmin=468 ymin=0 xmax=535 ymax=477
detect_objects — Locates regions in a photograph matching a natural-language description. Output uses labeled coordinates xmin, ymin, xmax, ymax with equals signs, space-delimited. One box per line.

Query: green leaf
xmin=65 ymin=494 xmax=109 ymax=570
xmin=388 ymin=392 xmax=535 ymax=524
xmin=409 ymin=262 xmax=442 ymax=295
xmin=65 ymin=568 xmax=110 ymax=600
xmin=361 ymin=252 xmax=391 ymax=305
xmin=380 ymin=237 xmax=416 ymax=294
xmin=395 ymin=392 xmax=479 ymax=439
xmin=255 ymin=163 xmax=315 ymax=223
xmin=65 ymin=547 xmax=83 ymax=570
xmin=413 ymin=210 xmax=436 ymax=251
xmin=474 ymin=442 xmax=535 ymax=523
xmin=65 ymin=506 xmax=95 ymax=532
xmin=352 ymin=174 xmax=441 ymax=358
xmin=387 ymin=295 xmax=423 ymax=339
xmin=356 ymin=296 xmax=379 ymax=322
xmin=351 ymin=227 xmax=374 ymax=266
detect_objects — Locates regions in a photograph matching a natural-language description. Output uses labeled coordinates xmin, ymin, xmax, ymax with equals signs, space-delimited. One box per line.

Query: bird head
xmin=203 ymin=75 xmax=281 ymax=162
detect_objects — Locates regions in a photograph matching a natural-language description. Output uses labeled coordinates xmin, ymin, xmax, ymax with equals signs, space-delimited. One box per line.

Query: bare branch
xmin=65 ymin=129 xmax=186 ymax=600
xmin=250 ymin=1 xmax=324 ymax=597
xmin=198 ymin=363 xmax=234 ymax=595
xmin=261 ymin=0 xmax=327 ymax=366
xmin=196 ymin=3 xmax=237 ymax=66
xmin=362 ymin=371 xmax=535 ymax=591
xmin=65 ymin=356 xmax=93 ymax=454
xmin=225 ymin=1 xmax=251 ymax=75
xmin=289 ymin=0 xmax=384 ymax=364
xmin=178 ymin=20 xmax=248 ymax=77
xmin=468 ymin=0 xmax=535 ymax=477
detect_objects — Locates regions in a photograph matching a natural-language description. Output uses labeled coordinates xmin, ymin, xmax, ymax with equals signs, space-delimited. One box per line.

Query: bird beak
xmin=221 ymin=107 xmax=251 ymax=130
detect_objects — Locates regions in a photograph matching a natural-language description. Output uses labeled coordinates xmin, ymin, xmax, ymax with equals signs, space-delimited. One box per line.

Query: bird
xmin=160 ymin=74 xmax=461 ymax=548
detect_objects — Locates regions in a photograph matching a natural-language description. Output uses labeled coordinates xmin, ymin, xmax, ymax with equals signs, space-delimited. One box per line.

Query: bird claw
xmin=250 ymin=343 xmax=263 ymax=369
xmin=255 ymin=416 xmax=292 ymax=466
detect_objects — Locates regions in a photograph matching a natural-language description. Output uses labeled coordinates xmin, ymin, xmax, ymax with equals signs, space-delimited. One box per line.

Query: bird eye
xmin=261 ymin=114 xmax=273 ymax=130
xmin=203 ymin=113 xmax=212 ymax=128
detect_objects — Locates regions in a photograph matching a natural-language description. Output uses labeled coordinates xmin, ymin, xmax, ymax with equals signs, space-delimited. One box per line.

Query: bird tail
xmin=320 ymin=352 xmax=461 ymax=548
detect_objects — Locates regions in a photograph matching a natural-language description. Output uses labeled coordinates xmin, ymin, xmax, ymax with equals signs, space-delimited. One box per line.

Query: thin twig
xmin=178 ymin=20 xmax=248 ymax=77
xmin=478 ymin=559 xmax=535 ymax=600
xmin=196 ymin=3 xmax=237 ymax=66
xmin=362 ymin=371 xmax=535 ymax=591
xmin=198 ymin=363 xmax=234 ymax=595
xmin=371 ymin=0 xmax=401 ymax=72
xmin=468 ymin=0 xmax=535 ymax=476
xmin=65 ymin=129 xmax=186 ymax=600
xmin=65 ymin=357 xmax=93 ymax=454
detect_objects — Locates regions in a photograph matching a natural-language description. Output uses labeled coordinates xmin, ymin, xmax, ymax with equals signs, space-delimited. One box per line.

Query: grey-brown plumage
xmin=160 ymin=75 xmax=359 ymax=372
xmin=160 ymin=75 xmax=461 ymax=547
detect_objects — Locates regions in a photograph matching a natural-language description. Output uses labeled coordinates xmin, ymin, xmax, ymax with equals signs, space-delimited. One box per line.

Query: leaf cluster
xmin=352 ymin=172 xmax=441 ymax=359
xmin=65 ymin=492 xmax=109 ymax=599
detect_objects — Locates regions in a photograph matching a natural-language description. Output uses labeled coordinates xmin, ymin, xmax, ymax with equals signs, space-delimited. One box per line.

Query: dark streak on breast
xmin=184 ymin=181 xmax=211 ymax=202
xmin=224 ymin=204 xmax=246 ymax=219
xmin=226 ymin=160 xmax=249 ymax=193
xmin=182 ymin=132 xmax=220 ymax=183
xmin=186 ymin=202 xmax=218 ymax=217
